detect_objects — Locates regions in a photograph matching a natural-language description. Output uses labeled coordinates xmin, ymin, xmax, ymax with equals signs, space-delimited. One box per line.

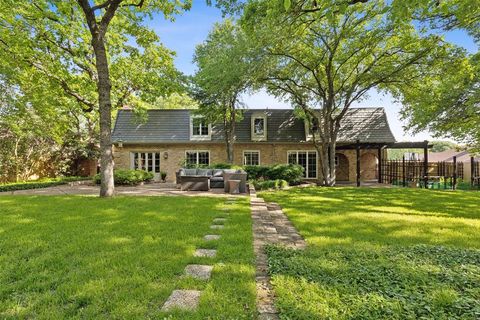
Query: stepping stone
xmin=161 ymin=289 xmax=202 ymax=311
xmin=210 ymin=225 xmax=224 ymax=230
xmin=213 ymin=218 xmax=227 ymax=223
xmin=204 ymin=234 xmax=221 ymax=241
xmin=194 ymin=249 xmax=217 ymax=258
xmin=184 ymin=264 xmax=213 ymax=280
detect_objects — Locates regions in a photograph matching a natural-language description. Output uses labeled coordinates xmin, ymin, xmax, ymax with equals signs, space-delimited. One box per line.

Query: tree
xmin=193 ymin=20 xmax=257 ymax=163
xmin=386 ymin=1 xmax=480 ymax=151
xmin=0 ymin=0 xmax=185 ymax=196
xmin=241 ymin=0 xmax=450 ymax=186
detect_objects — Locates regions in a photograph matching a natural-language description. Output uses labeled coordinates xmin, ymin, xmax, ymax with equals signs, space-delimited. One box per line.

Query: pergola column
xmin=378 ymin=147 xmax=383 ymax=183
xmin=356 ymin=139 xmax=360 ymax=187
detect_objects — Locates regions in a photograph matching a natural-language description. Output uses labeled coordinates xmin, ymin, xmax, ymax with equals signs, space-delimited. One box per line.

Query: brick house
xmin=111 ymin=108 xmax=395 ymax=183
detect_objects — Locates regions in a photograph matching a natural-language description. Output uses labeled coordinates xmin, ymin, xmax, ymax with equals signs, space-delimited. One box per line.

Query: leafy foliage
xmin=244 ymin=164 xmax=304 ymax=184
xmin=240 ymin=0 xmax=452 ymax=185
xmin=266 ymin=245 xmax=480 ymax=319
xmin=253 ymin=179 xmax=288 ymax=190
xmin=93 ymin=169 xmax=153 ymax=185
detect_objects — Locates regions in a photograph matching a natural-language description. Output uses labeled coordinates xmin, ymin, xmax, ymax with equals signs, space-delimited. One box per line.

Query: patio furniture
xmin=180 ymin=175 xmax=210 ymax=191
xmin=223 ymin=170 xmax=247 ymax=193
xmin=228 ymin=179 xmax=241 ymax=194
xmin=176 ymin=168 xmax=247 ymax=193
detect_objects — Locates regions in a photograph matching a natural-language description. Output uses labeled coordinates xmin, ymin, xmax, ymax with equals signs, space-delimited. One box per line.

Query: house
xmin=111 ymin=108 xmax=396 ymax=183
xmin=420 ymin=149 xmax=480 ymax=163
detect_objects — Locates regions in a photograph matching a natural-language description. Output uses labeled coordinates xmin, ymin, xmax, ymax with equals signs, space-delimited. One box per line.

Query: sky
xmin=148 ymin=2 xmax=478 ymax=142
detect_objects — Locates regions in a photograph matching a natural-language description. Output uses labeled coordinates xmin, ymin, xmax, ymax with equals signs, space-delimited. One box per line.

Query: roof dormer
xmin=190 ymin=114 xmax=211 ymax=141
xmin=251 ymin=112 xmax=267 ymax=141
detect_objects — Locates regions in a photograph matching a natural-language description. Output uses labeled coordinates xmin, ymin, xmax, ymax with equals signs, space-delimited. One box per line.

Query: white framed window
xmin=287 ymin=150 xmax=317 ymax=179
xmin=190 ymin=115 xmax=211 ymax=140
xmin=131 ymin=152 xmax=160 ymax=173
xmin=185 ymin=150 xmax=210 ymax=166
xmin=251 ymin=113 xmax=267 ymax=141
xmin=243 ymin=150 xmax=260 ymax=166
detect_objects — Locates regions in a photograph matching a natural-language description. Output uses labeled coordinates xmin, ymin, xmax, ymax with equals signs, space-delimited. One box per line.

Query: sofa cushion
xmin=184 ymin=169 xmax=197 ymax=176
xmin=197 ymin=169 xmax=211 ymax=176
xmin=210 ymin=176 xmax=223 ymax=182
xmin=213 ymin=169 xmax=224 ymax=177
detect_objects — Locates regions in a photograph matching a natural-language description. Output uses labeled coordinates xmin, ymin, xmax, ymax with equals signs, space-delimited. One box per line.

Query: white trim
xmin=130 ymin=152 xmax=161 ymax=180
xmin=190 ymin=115 xmax=211 ymax=141
xmin=287 ymin=150 xmax=318 ymax=179
xmin=185 ymin=150 xmax=211 ymax=166
xmin=251 ymin=112 xmax=267 ymax=141
xmin=243 ymin=150 xmax=261 ymax=166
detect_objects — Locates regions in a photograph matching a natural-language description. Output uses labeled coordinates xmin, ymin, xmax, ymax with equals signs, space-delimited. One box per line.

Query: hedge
xmin=244 ymin=164 xmax=304 ymax=185
xmin=0 ymin=177 xmax=90 ymax=193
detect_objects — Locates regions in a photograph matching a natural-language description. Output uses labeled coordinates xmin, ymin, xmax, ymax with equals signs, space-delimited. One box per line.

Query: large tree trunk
xmin=92 ymin=36 xmax=114 ymax=197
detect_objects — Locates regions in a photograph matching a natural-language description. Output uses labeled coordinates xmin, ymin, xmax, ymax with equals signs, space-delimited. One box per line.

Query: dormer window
xmin=251 ymin=113 xmax=267 ymax=141
xmin=190 ymin=115 xmax=211 ymax=140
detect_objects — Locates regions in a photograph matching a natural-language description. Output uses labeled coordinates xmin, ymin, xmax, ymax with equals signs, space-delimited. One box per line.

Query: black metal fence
xmin=380 ymin=157 xmax=464 ymax=189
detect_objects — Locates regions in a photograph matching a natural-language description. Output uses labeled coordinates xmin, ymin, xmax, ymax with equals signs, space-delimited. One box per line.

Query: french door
xmin=287 ymin=151 xmax=317 ymax=179
xmin=131 ymin=152 xmax=161 ymax=180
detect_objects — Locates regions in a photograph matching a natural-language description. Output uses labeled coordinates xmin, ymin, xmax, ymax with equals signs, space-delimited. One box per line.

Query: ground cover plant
xmin=0 ymin=196 xmax=255 ymax=319
xmin=260 ymin=187 xmax=480 ymax=319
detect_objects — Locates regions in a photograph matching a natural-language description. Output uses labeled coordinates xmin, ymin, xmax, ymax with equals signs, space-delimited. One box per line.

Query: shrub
xmin=0 ymin=177 xmax=89 ymax=192
xmin=253 ymin=179 xmax=288 ymax=190
xmin=266 ymin=164 xmax=304 ymax=185
xmin=93 ymin=170 xmax=153 ymax=186
xmin=245 ymin=164 xmax=304 ymax=184
xmin=244 ymin=165 xmax=270 ymax=180
xmin=160 ymin=171 xmax=167 ymax=181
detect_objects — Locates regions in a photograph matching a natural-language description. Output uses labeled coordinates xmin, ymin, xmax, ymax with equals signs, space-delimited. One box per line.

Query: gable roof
xmin=112 ymin=108 xmax=396 ymax=144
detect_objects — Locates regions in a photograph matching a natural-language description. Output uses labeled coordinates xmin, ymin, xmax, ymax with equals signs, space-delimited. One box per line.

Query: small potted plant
xmin=160 ymin=171 xmax=167 ymax=182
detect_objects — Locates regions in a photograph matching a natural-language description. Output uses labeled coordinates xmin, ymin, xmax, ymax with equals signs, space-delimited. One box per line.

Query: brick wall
xmin=113 ymin=143 xmax=381 ymax=183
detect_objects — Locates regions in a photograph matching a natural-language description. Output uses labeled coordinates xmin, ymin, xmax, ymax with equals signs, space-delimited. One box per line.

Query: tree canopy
xmin=241 ymin=0 xmax=454 ymax=185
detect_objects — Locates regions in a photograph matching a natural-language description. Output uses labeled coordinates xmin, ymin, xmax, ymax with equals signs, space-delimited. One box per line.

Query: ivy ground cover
xmin=0 ymin=196 xmax=255 ymax=319
xmin=260 ymin=187 xmax=480 ymax=320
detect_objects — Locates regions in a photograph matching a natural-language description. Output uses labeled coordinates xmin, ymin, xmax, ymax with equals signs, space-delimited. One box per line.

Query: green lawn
xmin=0 ymin=196 xmax=255 ymax=319
xmin=260 ymin=187 xmax=480 ymax=320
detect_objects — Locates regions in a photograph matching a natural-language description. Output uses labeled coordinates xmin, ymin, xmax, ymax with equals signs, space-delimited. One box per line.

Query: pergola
xmin=336 ymin=140 xmax=433 ymax=187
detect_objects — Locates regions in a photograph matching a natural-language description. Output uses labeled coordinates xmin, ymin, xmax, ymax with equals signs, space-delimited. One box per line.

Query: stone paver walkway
xmin=184 ymin=264 xmax=213 ymax=280
xmin=161 ymin=290 xmax=202 ymax=311
xmin=250 ymin=185 xmax=306 ymax=320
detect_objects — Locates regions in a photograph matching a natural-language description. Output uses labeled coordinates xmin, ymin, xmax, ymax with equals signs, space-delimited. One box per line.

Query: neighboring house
xmin=420 ymin=149 xmax=480 ymax=163
xmin=111 ymin=108 xmax=396 ymax=183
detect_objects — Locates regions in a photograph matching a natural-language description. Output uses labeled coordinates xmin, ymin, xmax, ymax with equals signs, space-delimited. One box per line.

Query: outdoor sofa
xmin=176 ymin=168 xmax=247 ymax=193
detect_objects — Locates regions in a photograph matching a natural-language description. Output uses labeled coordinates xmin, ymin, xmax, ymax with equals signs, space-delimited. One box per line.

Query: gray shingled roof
xmin=112 ymin=108 xmax=395 ymax=144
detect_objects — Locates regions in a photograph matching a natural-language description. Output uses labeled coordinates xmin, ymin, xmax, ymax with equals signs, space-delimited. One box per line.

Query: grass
xmin=0 ymin=196 xmax=255 ymax=319
xmin=259 ymin=187 xmax=480 ymax=320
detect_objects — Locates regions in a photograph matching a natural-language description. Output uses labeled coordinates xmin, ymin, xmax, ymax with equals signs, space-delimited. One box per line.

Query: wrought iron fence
xmin=380 ymin=158 xmax=464 ymax=189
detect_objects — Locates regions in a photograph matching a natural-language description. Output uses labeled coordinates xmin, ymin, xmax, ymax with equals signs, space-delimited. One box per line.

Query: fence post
xmin=402 ymin=156 xmax=406 ymax=187
xmin=453 ymin=156 xmax=457 ymax=190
